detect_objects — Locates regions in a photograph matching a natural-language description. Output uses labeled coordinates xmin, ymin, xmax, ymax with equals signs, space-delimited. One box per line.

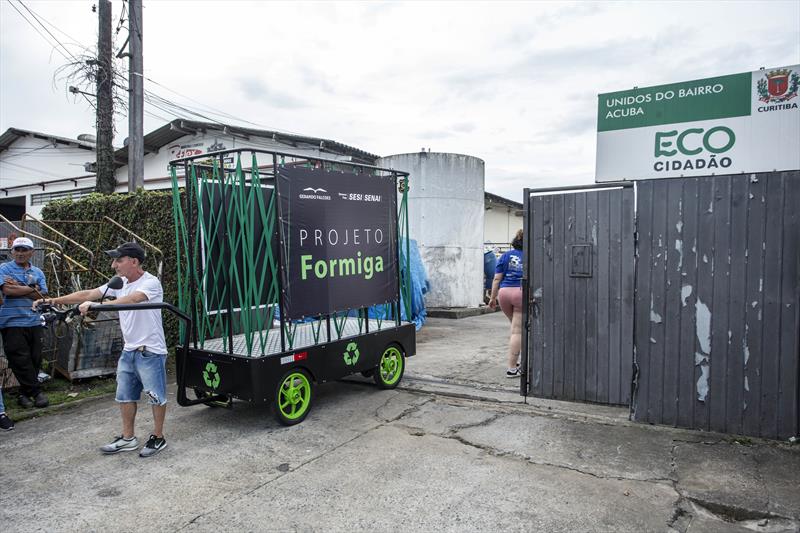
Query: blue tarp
xmin=363 ymin=238 xmax=428 ymax=330
xmin=392 ymin=238 xmax=429 ymax=330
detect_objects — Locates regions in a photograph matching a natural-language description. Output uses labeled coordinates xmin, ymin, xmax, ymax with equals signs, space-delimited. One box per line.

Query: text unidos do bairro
xmin=298 ymin=227 xmax=387 ymax=281
xmin=604 ymin=83 xmax=725 ymax=119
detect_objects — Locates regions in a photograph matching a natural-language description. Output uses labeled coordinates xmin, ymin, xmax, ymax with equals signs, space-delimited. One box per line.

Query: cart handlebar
xmin=88 ymin=302 xmax=225 ymax=408
xmin=88 ymin=302 xmax=190 ymax=323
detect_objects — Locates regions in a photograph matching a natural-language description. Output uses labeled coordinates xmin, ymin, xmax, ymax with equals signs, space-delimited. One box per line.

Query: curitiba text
xmin=301 ymin=252 xmax=385 ymax=281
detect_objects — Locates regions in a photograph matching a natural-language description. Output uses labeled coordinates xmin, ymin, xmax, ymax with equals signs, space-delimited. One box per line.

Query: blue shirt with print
xmin=495 ymin=249 xmax=523 ymax=288
xmin=0 ymin=261 xmax=47 ymax=328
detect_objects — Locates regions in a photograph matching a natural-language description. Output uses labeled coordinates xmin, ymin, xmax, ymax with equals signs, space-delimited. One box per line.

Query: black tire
xmin=373 ymin=344 xmax=405 ymax=389
xmin=273 ymin=368 xmax=314 ymax=426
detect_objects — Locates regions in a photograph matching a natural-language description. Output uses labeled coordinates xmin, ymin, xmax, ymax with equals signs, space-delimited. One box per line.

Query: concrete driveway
xmin=1 ymin=313 xmax=798 ymax=532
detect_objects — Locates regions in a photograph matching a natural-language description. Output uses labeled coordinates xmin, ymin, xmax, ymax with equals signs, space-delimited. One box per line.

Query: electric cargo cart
xmin=159 ymin=148 xmax=416 ymax=425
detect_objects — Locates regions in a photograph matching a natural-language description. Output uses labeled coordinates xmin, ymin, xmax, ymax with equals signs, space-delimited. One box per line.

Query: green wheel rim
xmin=378 ymin=347 xmax=404 ymax=386
xmin=277 ymin=372 xmax=311 ymax=420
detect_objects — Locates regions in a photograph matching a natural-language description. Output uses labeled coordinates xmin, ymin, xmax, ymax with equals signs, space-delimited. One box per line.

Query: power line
xmin=143 ymin=77 xmax=267 ymax=128
xmin=0 ymin=160 xmax=89 ymax=181
xmin=1 ymin=146 xmax=51 ymax=159
xmin=15 ymin=0 xmax=94 ymax=55
xmin=15 ymin=0 xmax=81 ymax=63
xmin=6 ymin=1 xmax=71 ymax=62
xmin=115 ymin=0 xmax=128 ymax=36
xmin=10 ymin=1 xmax=302 ymax=138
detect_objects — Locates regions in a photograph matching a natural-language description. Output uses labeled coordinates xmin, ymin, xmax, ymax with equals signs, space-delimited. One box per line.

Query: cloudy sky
xmin=1 ymin=0 xmax=798 ymax=201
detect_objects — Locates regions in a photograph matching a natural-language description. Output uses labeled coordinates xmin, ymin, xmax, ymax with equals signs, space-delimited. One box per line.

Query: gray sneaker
xmin=139 ymin=434 xmax=167 ymax=458
xmin=101 ymin=435 xmax=139 ymax=454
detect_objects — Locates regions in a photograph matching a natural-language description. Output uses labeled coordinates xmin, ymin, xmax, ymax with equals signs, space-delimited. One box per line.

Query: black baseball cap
xmin=105 ymin=242 xmax=146 ymax=262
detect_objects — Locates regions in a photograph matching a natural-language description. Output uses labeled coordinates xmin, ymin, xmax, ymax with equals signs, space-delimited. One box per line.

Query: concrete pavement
xmin=1 ymin=312 xmax=798 ymax=532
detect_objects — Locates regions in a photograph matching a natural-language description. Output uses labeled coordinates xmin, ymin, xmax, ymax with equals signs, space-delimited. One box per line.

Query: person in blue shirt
xmin=489 ymin=229 xmax=524 ymax=378
xmin=0 ymin=237 xmax=49 ymax=409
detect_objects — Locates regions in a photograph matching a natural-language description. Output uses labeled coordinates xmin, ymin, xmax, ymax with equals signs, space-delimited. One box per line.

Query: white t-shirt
xmin=98 ymin=272 xmax=167 ymax=355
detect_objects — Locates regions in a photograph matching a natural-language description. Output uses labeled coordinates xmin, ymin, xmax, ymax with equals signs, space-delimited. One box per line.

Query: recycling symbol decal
xmin=343 ymin=342 xmax=360 ymax=366
xmin=203 ymin=361 xmax=221 ymax=389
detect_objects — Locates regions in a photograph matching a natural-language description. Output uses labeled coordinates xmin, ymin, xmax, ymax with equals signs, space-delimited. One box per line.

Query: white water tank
xmin=378 ymin=152 xmax=485 ymax=308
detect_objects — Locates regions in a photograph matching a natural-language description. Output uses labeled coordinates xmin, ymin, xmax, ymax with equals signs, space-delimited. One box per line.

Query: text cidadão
xmin=301 ymin=252 xmax=385 ymax=280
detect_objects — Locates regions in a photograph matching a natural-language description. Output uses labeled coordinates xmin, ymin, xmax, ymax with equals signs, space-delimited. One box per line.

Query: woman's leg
xmin=508 ymin=310 xmax=522 ymax=369
xmin=497 ymin=287 xmax=515 ymax=321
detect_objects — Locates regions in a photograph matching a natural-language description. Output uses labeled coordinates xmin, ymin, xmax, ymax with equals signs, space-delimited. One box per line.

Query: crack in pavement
xmin=666 ymin=443 xmax=693 ymax=533
xmin=391 ymin=415 xmax=678 ymax=486
xmin=751 ymin=451 xmax=773 ymax=517
xmin=444 ymin=431 xmax=676 ymax=484
xmin=374 ymin=394 xmax=433 ymax=423
xmin=666 ymin=497 xmax=693 ymax=533
xmin=174 ymin=399 xmax=430 ymax=531
xmin=435 ymin=429 xmax=800 ymax=529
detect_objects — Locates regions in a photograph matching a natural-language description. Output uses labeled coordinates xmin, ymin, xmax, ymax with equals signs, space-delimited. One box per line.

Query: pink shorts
xmin=498 ymin=286 xmax=522 ymax=319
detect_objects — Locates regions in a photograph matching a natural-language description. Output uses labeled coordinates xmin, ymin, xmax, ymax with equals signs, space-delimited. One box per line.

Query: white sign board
xmin=596 ymin=65 xmax=800 ymax=182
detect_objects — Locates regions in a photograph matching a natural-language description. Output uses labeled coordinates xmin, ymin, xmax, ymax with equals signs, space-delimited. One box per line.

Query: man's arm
xmin=76 ymin=290 xmax=147 ymax=316
xmin=105 ymin=291 xmax=148 ymax=305
xmin=2 ymin=276 xmax=46 ymax=298
xmin=2 ymin=282 xmax=40 ymax=297
xmin=33 ymin=288 xmax=103 ymax=309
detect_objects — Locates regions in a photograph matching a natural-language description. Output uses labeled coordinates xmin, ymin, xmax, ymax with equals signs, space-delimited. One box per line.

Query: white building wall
xmin=484 ymin=205 xmax=523 ymax=249
xmin=377 ymin=152 xmax=485 ymax=308
xmin=0 ymin=130 xmax=361 ymax=220
xmin=0 ymin=134 xmax=96 ymax=218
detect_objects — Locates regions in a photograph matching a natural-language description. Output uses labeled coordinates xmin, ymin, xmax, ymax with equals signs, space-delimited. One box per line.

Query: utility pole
xmin=128 ymin=0 xmax=144 ymax=191
xmin=95 ymin=0 xmax=115 ymax=194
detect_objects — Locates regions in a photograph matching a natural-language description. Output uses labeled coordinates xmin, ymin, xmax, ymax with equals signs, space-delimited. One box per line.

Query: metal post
xmin=220 ymin=154 xmax=234 ymax=355
xmin=520 ymin=188 xmax=530 ymax=398
xmin=393 ymin=172 xmax=402 ymax=327
xmin=185 ymin=161 xmax=198 ymax=349
xmin=273 ymin=153 xmax=287 ymax=352
xmin=178 ymin=160 xmax=195 ymax=407
xmin=128 ymin=0 xmax=144 ymax=191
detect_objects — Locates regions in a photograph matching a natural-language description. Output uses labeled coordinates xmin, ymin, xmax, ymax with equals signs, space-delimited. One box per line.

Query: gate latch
xmin=570 ymin=244 xmax=593 ymax=277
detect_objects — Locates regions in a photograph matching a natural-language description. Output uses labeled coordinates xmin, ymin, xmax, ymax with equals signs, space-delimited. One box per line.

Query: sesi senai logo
xmin=756 ymin=68 xmax=799 ymax=113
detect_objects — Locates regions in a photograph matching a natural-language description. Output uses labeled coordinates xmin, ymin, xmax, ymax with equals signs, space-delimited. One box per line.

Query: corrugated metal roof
xmin=114 ymin=120 xmax=379 ymax=166
xmin=0 ymin=128 xmax=97 ymax=153
xmin=485 ymin=191 xmax=522 ymax=209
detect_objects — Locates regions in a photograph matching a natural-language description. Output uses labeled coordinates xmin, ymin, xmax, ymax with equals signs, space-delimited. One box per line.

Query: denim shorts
xmin=115 ymin=349 xmax=168 ymax=406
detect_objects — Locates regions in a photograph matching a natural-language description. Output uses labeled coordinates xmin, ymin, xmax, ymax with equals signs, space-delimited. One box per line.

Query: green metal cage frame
xmin=169 ymin=149 xmax=412 ymax=358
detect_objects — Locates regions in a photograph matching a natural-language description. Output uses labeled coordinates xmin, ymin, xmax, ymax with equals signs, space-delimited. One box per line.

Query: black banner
xmin=278 ymin=166 xmax=398 ymax=319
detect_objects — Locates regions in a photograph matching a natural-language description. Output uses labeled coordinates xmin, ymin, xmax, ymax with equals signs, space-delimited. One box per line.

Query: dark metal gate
xmin=632 ymin=172 xmax=799 ymax=440
xmin=522 ymin=184 xmax=635 ymax=405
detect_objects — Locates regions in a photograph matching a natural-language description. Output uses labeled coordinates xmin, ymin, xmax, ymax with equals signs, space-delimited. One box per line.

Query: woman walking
xmin=489 ymin=229 xmax=524 ymax=378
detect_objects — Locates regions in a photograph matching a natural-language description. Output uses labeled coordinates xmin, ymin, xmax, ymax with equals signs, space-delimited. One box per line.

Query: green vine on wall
xmin=42 ymin=189 xmax=183 ymax=348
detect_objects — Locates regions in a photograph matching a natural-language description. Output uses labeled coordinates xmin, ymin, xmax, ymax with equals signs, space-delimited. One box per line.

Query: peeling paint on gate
xmin=681 ymin=285 xmax=693 ymax=307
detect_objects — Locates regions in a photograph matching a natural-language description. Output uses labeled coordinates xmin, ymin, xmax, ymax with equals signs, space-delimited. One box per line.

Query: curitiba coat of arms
xmin=757 ymin=68 xmax=799 ymax=103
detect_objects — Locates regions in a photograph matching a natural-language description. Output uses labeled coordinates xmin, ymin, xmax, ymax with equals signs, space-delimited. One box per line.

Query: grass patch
xmin=3 ymin=374 xmax=117 ymax=421
xmin=3 ymin=349 xmax=178 ymax=422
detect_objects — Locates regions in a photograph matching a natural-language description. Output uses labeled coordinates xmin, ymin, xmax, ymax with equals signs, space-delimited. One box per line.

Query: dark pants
xmin=1 ymin=327 xmax=43 ymax=397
